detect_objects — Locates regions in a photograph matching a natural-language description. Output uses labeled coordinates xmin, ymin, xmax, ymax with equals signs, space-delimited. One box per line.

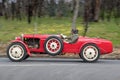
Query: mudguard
xmin=11 ymin=40 xmax=31 ymax=56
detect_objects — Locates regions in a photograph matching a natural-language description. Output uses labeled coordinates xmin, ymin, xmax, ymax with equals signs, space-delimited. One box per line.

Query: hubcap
xmin=46 ymin=38 xmax=61 ymax=54
xmin=83 ymin=46 xmax=98 ymax=61
xmin=9 ymin=45 xmax=24 ymax=60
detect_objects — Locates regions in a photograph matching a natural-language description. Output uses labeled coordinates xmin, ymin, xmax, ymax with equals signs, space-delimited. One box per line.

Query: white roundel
xmin=80 ymin=44 xmax=100 ymax=62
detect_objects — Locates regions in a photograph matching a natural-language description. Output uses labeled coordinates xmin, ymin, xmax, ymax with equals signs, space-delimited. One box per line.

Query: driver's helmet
xmin=71 ymin=29 xmax=78 ymax=34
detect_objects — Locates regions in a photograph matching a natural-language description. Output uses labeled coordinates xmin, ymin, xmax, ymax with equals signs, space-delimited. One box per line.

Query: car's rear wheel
xmin=7 ymin=42 xmax=27 ymax=62
xmin=44 ymin=36 xmax=63 ymax=56
xmin=80 ymin=44 xmax=100 ymax=62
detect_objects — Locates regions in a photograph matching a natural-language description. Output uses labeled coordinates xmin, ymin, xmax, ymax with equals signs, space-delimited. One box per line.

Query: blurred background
xmin=0 ymin=0 xmax=120 ymax=58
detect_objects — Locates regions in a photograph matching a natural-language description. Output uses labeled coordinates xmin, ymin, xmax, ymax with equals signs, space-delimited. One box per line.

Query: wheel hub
xmin=46 ymin=38 xmax=61 ymax=54
xmin=85 ymin=48 xmax=96 ymax=59
xmin=83 ymin=45 xmax=98 ymax=61
xmin=9 ymin=45 xmax=24 ymax=60
xmin=50 ymin=42 xmax=57 ymax=49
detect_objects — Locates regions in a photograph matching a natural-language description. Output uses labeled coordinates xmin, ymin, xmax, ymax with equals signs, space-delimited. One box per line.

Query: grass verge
xmin=0 ymin=17 xmax=120 ymax=47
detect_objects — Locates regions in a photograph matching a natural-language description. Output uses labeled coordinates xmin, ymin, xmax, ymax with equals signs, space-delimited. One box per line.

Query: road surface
xmin=0 ymin=57 xmax=120 ymax=80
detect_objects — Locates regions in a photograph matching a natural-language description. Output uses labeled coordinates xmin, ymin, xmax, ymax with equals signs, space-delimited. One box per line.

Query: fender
xmin=11 ymin=40 xmax=32 ymax=56
xmin=78 ymin=41 xmax=101 ymax=53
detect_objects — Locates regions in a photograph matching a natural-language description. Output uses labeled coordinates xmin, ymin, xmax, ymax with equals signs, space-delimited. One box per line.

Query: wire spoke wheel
xmin=46 ymin=38 xmax=61 ymax=53
xmin=44 ymin=36 xmax=63 ymax=56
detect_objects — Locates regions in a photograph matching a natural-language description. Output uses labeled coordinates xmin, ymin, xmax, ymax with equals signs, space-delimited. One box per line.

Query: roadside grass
xmin=0 ymin=17 xmax=119 ymax=47
xmin=87 ymin=20 xmax=120 ymax=47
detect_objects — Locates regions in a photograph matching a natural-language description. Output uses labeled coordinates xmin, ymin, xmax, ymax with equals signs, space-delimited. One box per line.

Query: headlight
xmin=21 ymin=34 xmax=24 ymax=41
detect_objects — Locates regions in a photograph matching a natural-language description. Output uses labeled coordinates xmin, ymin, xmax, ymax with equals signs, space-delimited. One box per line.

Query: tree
xmin=94 ymin=0 xmax=101 ymax=22
xmin=2 ymin=0 xmax=9 ymax=19
xmin=71 ymin=0 xmax=80 ymax=30
xmin=27 ymin=0 xmax=33 ymax=23
xmin=0 ymin=1 xmax=3 ymax=16
xmin=47 ymin=0 xmax=56 ymax=17
xmin=88 ymin=0 xmax=101 ymax=22
xmin=100 ymin=0 xmax=120 ymax=23
xmin=83 ymin=0 xmax=91 ymax=36
xmin=26 ymin=0 xmax=44 ymax=23
xmin=38 ymin=0 xmax=44 ymax=17
xmin=16 ymin=0 xmax=22 ymax=20
xmin=56 ymin=0 xmax=65 ymax=17
xmin=11 ymin=1 xmax=16 ymax=20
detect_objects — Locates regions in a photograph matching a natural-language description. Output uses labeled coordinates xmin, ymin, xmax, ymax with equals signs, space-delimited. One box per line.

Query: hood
xmin=23 ymin=34 xmax=60 ymax=39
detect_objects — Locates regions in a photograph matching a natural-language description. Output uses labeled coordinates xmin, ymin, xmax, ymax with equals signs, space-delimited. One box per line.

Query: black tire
xmin=24 ymin=55 xmax=29 ymax=60
xmin=7 ymin=42 xmax=28 ymax=62
xmin=44 ymin=36 xmax=63 ymax=56
xmin=79 ymin=53 xmax=83 ymax=59
xmin=80 ymin=44 xmax=100 ymax=62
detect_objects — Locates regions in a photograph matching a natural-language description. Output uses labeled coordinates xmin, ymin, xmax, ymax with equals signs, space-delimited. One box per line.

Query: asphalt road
xmin=0 ymin=57 xmax=120 ymax=80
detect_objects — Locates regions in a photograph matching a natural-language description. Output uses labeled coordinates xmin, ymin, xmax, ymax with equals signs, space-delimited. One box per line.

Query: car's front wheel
xmin=7 ymin=42 xmax=27 ymax=62
xmin=80 ymin=44 xmax=100 ymax=62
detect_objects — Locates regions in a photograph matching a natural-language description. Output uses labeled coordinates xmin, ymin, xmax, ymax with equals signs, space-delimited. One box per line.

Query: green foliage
xmin=0 ymin=17 xmax=119 ymax=47
xmin=0 ymin=17 xmax=83 ymax=42
xmin=87 ymin=20 xmax=120 ymax=47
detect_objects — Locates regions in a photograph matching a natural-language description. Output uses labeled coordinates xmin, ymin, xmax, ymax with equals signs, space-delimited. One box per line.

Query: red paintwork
xmin=11 ymin=40 xmax=31 ymax=56
xmin=13 ymin=34 xmax=113 ymax=56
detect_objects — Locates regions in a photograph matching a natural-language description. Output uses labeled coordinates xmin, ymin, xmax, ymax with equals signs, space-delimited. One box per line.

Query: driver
xmin=61 ymin=29 xmax=79 ymax=43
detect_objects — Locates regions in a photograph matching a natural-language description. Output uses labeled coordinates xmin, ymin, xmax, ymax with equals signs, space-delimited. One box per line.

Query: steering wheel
xmin=60 ymin=34 xmax=67 ymax=39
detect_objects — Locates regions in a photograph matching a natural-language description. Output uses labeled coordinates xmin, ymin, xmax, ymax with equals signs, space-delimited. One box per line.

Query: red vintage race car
xmin=7 ymin=34 xmax=113 ymax=62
